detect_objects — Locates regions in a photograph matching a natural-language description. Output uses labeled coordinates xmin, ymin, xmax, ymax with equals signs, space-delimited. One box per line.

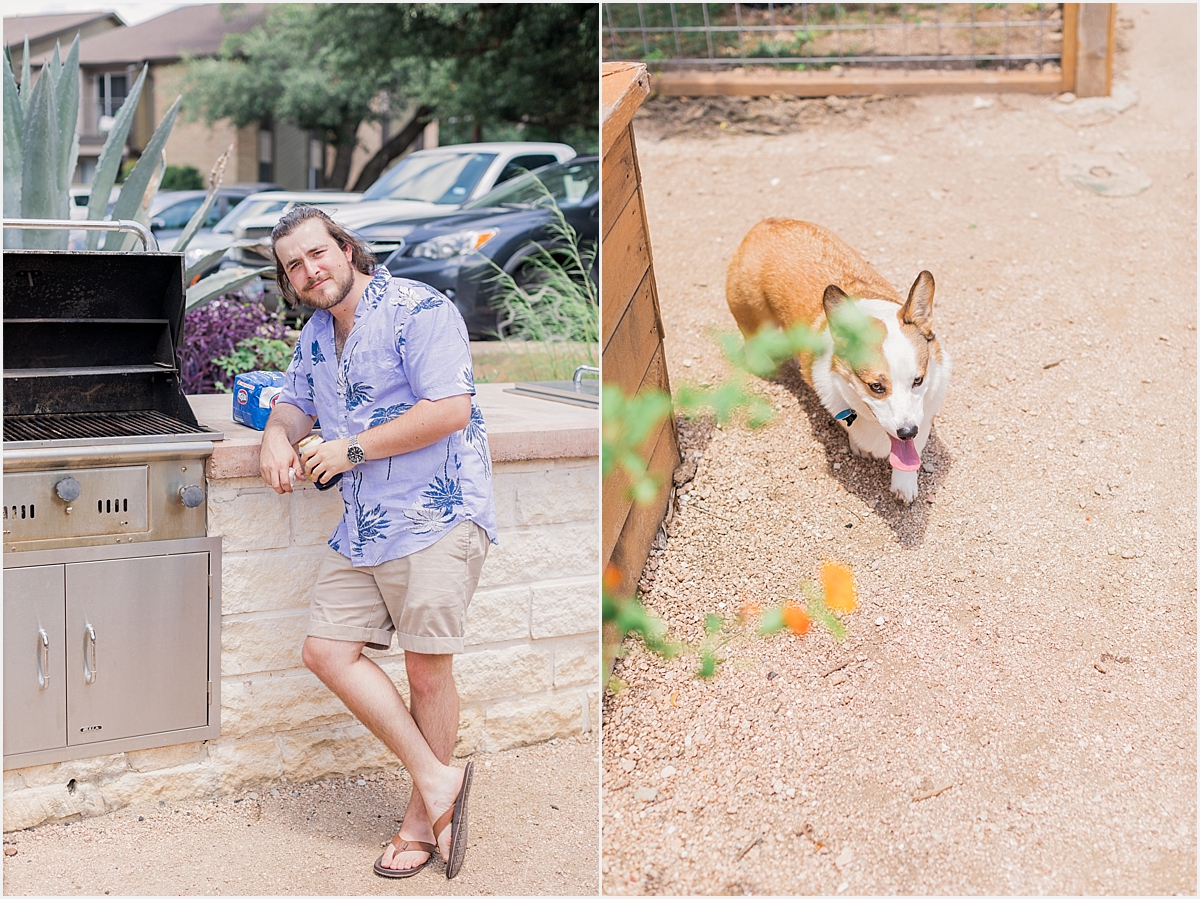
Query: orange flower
xmin=821 ymin=561 xmax=857 ymax=614
xmin=740 ymin=599 xmax=763 ymax=623
xmin=603 ymin=564 xmax=623 ymax=594
xmin=782 ymin=602 xmax=810 ymax=635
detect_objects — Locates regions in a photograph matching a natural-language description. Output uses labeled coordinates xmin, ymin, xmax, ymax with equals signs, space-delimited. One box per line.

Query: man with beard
xmin=259 ymin=206 xmax=497 ymax=880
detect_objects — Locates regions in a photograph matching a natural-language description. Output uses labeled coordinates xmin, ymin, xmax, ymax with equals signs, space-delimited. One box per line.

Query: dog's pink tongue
xmin=889 ymin=437 xmax=921 ymax=472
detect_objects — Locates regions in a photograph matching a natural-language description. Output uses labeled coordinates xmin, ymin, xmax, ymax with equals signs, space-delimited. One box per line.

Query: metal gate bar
xmin=603 ymin=3 xmax=1063 ymax=71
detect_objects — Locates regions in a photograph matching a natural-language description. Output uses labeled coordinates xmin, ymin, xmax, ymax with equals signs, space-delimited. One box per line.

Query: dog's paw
xmin=890 ymin=470 xmax=919 ymax=504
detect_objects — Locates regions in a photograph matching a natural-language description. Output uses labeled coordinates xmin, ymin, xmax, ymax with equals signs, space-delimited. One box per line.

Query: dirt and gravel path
xmin=602 ymin=5 xmax=1195 ymax=895
xmin=4 ymin=732 xmax=598 ymax=896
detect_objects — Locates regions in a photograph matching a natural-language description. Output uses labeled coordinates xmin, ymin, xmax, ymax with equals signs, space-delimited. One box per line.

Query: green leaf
xmin=19 ymin=62 xmax=65 ymax=249
xmin=828 ymin=300 xmax=880 ymax=369
xmin=183 ymin=246 xmax=234 ymax=283
xmin=696 ymin=650 xmax=718 ymax=679
xmin=628 ymin=473 xmax=661 ymax=505
xmin=185 ymin=266 xmax=271 ymax=312
xmin=20 ymin=37 xmax=31 ymax=115
xmin=704 ymin=614 xmax=723 ymax=635
xmin=758 ymin=606 xmax=787 ymax=635
xmin=3 ymin=50 xmax=23 ymax=242
xmin=86 ymin=64 xmax=149 ymax=247
xmin=103 ymin=94 xmax=182 ymax=251
xmin=53 ymin=36 xmax=80 ymax=201
xmin=807 ymin=596 xmax=847 ymax=641
xmin=171 ymin=145 xmax=231 ymax=253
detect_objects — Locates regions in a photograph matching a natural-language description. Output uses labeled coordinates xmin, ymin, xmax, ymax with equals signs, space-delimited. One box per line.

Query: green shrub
xmin=161 ymin=164 xmax=204 ymax=190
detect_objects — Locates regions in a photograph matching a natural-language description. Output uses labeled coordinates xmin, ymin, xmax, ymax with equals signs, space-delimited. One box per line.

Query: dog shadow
xmin=772 ymin=360 xmax=952 ymax=549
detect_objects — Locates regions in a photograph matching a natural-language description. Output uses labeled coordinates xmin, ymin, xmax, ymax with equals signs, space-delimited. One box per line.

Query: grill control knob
xmin=55 ymin=477 xmax=82 ymax=502
xmin=179 ymin=485 xmax=205 ymax=509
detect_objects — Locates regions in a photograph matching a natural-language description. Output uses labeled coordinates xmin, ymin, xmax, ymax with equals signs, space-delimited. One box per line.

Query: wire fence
xmin=603 ymin=3 xmax=1064 ymax=72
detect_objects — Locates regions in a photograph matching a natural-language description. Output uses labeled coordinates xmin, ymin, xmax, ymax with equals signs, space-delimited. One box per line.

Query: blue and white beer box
xmin=232 ymin=371 xmax=285 ymax=430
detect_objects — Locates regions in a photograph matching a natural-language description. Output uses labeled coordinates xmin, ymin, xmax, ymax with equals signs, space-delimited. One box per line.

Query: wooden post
xmin=1061 ymin=4 xmax=1079 ymax=94
xmin=1072 ymin=4 xmax=1116 ymax=97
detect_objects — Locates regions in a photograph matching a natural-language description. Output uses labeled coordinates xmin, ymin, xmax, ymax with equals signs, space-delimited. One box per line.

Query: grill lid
xmin=3 ymin=250 xmax=202 ymax=433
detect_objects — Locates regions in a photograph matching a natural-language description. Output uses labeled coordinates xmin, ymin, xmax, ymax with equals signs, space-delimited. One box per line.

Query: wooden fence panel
xmin=602 ymin=61 xmax=681 ymax=600
xmin=601 ymin=181 xmax=651 ymax=348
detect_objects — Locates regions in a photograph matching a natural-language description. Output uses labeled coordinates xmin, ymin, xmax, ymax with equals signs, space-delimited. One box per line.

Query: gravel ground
xmin=4 ymin=733 xmax=598 ymax=895
xmin=602 ymin=5 xmax=1195 ymax=895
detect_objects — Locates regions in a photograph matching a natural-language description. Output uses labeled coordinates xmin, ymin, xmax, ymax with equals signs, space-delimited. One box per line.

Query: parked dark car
xmin=147 ymin=183 xmax=281 ymax=246
xmin=356 ymin=156 xmax=598 ymax=339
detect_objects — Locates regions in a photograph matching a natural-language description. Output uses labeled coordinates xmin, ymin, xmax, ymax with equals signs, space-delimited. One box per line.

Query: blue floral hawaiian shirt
xmin=279 ymin=268 xmax=498 ymax=566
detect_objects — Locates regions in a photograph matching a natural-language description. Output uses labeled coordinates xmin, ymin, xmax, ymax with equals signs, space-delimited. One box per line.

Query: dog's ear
xmin=823 ymin=284 xmax=850 ymax=318
xmin=902 ymin=271 xmax=935 ymax=338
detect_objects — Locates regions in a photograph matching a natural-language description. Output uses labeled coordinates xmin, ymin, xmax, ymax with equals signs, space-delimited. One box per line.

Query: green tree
xmin=323 ymin=3 xmax=599 ymax=147
xmin=183 ymin=4 xmax=599 ymax=192
xmin=182 ymin=4 xmax=402 ymax=190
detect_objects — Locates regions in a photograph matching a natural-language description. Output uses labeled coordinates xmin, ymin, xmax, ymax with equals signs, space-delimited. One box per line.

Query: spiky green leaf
xmin=86 ymin=64 xmax=148 ymax=247
xmin=104 ymin=94 xmax=181 ymax=250
xmin=185 ymin=266 xmax=271 ymax=312
xmin=183 ymin=247 xmax=233 ymax=283
xmin=3 ymin=50 xmax=24 ymax=241
xmin=171 ymin=145 xmax=231 ymax=252
xmin=19 ymin=64 xmax=65 ymax=249
xmin=54 ymin=36 xmax=81 ymax=201
xmin=20 ymin=37 xmax=31 ymax=114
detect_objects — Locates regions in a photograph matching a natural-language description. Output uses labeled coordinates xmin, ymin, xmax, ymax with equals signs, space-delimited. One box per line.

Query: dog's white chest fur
xmin=810 ymin=299 xmax=951 ymax=503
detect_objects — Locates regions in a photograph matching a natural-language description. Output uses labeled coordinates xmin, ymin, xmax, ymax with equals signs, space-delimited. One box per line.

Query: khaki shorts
xmin=307 ymin=520 xmax=489 ymax=655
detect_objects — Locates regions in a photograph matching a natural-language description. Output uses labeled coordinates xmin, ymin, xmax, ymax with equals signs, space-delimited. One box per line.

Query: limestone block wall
xmin=4 ymin=388 xmax=599 ymax=832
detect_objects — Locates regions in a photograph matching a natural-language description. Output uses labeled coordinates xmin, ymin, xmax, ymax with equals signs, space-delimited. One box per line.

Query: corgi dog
xmin=726 ymin=218 xmax=950 ymax=503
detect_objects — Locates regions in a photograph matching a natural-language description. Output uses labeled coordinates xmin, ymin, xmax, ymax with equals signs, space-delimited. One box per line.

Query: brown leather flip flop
xmin=373 ymin=836 xmax=436 ymax=879
xmin=433 ymin=761 xmax=474 ymax=880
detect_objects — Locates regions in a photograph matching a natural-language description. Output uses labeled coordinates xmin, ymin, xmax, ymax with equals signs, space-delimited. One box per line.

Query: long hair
xmin=271 ymin=206 xmax=377 ymax=307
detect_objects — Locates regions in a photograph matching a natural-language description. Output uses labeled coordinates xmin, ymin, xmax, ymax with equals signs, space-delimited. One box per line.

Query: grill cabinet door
xmin=3 ymin=565 xmax=68 ymax=756
xmin=65 ymin=553 xmax=210 ymax=745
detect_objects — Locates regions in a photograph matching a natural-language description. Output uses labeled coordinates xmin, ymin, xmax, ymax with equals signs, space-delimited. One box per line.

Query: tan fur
xmin=726 ymin=218 xmax=906 ymax=380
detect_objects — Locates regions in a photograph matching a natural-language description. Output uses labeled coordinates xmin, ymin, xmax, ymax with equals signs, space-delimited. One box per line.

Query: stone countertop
xmin=191 ymin=383 xmax=598 ymax=481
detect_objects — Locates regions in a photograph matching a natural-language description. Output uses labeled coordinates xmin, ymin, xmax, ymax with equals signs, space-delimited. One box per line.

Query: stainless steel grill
xmin=4 ymin=410 xmax=212 ymax=444
xmin=3 ymin=228 xmax=222 ymax=771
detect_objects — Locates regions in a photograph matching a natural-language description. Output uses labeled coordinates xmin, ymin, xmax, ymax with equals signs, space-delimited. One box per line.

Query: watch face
xmin=348 ymin=439 xmax=365 ymax=464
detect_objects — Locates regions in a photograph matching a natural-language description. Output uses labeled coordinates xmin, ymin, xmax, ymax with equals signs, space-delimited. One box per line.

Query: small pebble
xmin=4 ymin=846 xmax=17 ymax=857
xmin=356 ymin=779 xmax=366 ymax=787
xmin=634 ymin=787 xmax=659 ymax=802
xmin=660 ymin=766 xmax=677 ymax=779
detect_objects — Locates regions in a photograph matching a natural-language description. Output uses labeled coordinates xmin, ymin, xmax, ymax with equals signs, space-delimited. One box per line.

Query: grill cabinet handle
xmin=84 ymin=624 xmax=98 ymax=684
xmin=180 ymin=485 xmax=205 ymax=508
xmin=2 ymin=218 xmax=159 ymax=252
xmin=37 ymin=628 xmax=50 ymax=690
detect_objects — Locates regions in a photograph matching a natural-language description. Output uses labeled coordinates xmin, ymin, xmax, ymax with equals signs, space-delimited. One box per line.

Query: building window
xmin=308 ymin=136 xmax=324 ymax=190
xmin=258 ymin=119 xmax=274 ymax=183
xmin=96 ymin=72 xmax=127 ymax=126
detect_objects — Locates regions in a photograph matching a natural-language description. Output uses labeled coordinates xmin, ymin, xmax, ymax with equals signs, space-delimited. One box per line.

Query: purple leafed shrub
xmin=179 ymin=294 xmax=288 ymax=394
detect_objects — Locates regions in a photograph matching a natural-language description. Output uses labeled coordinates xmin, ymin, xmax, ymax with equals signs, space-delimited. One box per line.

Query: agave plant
xmin=2 ymin=36 xmax=268 ymax=309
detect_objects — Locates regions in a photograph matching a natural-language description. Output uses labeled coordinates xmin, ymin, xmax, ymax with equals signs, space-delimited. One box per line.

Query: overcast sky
xmin=4 ymin=1 xmax=245 ymax=27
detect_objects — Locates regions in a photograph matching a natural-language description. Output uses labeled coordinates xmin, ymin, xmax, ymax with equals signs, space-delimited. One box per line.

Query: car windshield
xmin=361 ymin=152 xmax=498 ymax=204
xmin=212 ymin=199 xmax=288 ymax=234
xmin=464 ymin=160 xmax=598 ymax=211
